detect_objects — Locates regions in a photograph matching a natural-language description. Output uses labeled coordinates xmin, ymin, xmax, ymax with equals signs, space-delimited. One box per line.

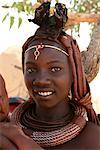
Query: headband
xmin=25 ymin=43 xmax=69 ymax=60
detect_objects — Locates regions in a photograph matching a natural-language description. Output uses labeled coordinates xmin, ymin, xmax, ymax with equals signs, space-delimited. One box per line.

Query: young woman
xmin=0 ymin=2 xmax=100 ymax=150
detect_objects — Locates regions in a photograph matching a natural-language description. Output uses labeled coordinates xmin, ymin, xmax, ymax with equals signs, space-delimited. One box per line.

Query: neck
xmin=35 ymin=99 xmax=72 ymax=122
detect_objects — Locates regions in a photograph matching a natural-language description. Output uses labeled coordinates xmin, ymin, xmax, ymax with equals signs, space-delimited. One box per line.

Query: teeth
xmin=38 ymin=92 xmax=53 ymax=96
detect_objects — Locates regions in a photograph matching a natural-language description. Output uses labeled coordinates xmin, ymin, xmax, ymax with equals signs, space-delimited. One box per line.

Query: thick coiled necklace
xmin=11 ymin=100 xmax=87 ymax=147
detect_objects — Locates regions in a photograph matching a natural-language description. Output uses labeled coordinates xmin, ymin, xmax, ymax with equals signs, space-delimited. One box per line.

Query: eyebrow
xmin=46 ymin=60 xmax=65 ymax=64
xmin=25 ymin=61 xmax=36 ymax=65
xmin=25 ymin=60 xmax=65 ymax=65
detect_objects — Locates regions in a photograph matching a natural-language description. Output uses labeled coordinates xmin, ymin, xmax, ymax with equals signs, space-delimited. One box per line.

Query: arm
xmin=0 ymin=134 xmax=17 ymax=150
xmin=0 ymin=123 xmax=44 ymax=150
xmin=0 ymin=74 xmax=9 ymax=122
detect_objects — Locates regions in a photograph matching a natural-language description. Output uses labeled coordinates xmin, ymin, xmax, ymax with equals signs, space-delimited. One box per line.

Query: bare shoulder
xmin=67 ymin=121 xmax=100 ymax=149
xmin=83 ymin=121 xmax=100 ymax=135
xmin=47 ymin=122 xmax=100 ymax=150
xmin=77 ymin=121 xmax=100 ymax=149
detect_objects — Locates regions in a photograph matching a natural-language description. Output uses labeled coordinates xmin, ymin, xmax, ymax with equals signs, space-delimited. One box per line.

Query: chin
xmin=37 ymin=100 xmax=58 ymax=109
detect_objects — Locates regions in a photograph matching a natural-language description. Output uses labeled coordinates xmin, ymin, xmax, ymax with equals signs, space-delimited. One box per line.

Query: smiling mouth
xmin=38 ymin=91 xmax=53 ymax=96
xmin=33 ymin=90 xmax=54 ymax=97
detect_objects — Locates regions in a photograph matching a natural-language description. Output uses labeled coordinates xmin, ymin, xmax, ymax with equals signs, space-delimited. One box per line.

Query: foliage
xmin=70 ymin=0 xmax=99 ymax=13
xmin=2 ymin=0 xmax=34 ymax=29
xmin=70 ymin=0 xmax=99 ymax=34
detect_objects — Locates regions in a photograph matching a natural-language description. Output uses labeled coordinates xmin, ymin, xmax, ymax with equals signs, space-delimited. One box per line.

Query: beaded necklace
xmin=11 ymin=100 xmax=87 ymax=148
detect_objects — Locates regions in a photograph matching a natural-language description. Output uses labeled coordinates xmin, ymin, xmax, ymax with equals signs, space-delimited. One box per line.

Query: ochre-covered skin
xmin=0 ymin=1 xmax=100 ymax=150
xmin=0 ymin=74 xmax=9 ymax=122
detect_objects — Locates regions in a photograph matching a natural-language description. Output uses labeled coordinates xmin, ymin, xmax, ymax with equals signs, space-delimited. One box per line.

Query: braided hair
xmin=22 ymin=2 xmax=100 ymax=125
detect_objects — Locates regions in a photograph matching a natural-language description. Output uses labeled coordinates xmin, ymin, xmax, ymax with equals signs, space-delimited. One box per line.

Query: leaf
xmin=2 ymin=5 xmax=9 ymax=8
xmin=55 ymin=0 xmax=59 ymax=3
xmin=79 ymin=5 xmax=86 ymax=13
xmin=9 ymin=16 xmax=14 ymax=29
xmin=18 ymin=17 xmax=22 ymax=28
xmin=11 ymin=2 xmax=17 ymax=8
xmin=17 ymin=2 xmax=24 ymax=13
xmin=26 ymin=5 xmax=31 ymax=14
xmin=2 ymin=13 xmax=9 ymax=22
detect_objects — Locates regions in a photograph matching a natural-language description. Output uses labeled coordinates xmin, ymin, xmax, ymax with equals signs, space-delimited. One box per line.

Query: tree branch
xmin=81 ymin=22 xmax=100 ymax=82
xmin=66 ymin=13 xmax=100 ymax=28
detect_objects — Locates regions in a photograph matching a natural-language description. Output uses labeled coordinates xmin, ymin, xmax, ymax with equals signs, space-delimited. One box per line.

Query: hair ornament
xmin=25 ymin=43 xmax=69 ymax=60
xmin=34 ymin=43 xmax=44 ymax=60
xmin=28 ymin=2 xmax=50 ymax=26
xmin=28 ymin=2 xmax=68 ymax=39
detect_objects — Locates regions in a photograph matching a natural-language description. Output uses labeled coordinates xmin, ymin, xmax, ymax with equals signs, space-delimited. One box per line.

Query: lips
xmin=38 ymin=91 xmax=53 ymax=96
xmin=33 ymin=89 xmax=55 ymax=97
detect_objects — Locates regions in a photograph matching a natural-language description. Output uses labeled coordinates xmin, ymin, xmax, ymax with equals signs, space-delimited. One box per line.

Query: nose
xmin=32 ymin=71 xmax=51 ymax=87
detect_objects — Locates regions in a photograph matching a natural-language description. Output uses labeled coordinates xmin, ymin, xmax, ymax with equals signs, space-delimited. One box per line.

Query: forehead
xmin=24 ymin=47 xmax=68 ymax=64
xmin=24 ymin=39 xmax=69 ymax=63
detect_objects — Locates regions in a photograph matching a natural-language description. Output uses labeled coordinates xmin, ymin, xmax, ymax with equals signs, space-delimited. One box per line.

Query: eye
xmin=51 ymin=67 xmax=61 ymax=72
xmin=27 ymin=68 xmax=37 ymax=74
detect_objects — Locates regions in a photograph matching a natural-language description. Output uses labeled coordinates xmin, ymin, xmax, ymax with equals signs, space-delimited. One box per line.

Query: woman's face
xmin=24 ymin=42 xmax=73 ymax=108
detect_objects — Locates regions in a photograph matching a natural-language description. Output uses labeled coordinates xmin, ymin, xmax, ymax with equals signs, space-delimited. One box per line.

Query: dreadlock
xmin=22 ymin=2 xmax=100 ymax=125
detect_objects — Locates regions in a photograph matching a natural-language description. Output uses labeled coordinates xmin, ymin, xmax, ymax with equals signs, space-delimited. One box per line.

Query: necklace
xmin=11 ymin=100 xmax=87 ymax=147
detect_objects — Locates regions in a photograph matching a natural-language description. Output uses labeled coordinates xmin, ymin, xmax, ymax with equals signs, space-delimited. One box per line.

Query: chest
xmin=22 ymin=122 xmax=100 ymax=150
xmin=45 ymin=132 xmax=96 ymax=150
xmin=46 ymin=124 xmax=100 ymax=150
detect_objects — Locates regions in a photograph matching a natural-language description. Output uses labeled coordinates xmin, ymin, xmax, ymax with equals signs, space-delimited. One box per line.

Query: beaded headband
xmin=25 ymin=43 xmax=69 ymax=60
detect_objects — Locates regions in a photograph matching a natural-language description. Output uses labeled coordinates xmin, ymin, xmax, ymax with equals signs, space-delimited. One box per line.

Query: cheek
xmin=61 ymin=73 xmax=73 ymax=93
xmin=24 ymin=73 xmax=32 ymax=91
xmin=63 ymin=78 xmax=71 ymax=90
